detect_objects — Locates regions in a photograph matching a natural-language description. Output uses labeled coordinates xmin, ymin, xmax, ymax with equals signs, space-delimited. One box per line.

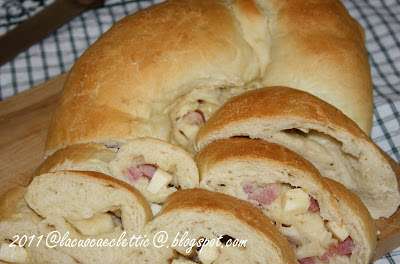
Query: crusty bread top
xmin=196 ymin=137 xmax=325 ymax=180
xmin=45 ymin=0 xmax=372 ymax=154
xmin=158 ymin=188 xmax=296 ymax=261
xmin=45 ymin=0 xmax=264 ymax=154
xmin=197 ymin=86 xmax=367 ymax=147
xmin=259 ymin=0 xmax=372 ymax=133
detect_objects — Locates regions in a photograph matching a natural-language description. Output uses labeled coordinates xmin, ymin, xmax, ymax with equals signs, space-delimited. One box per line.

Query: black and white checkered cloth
xmin=0 ymin=0 xmax=399 ymax=262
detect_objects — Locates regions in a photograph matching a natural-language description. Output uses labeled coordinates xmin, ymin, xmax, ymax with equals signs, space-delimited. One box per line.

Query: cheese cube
xmin=326 ymin=221 xmax=349 ymax=242
xmin=150 ymin=203 xmax=163 ymax=216
xmin=198 ymin=242 xmax=220 ymax=264
xmin=147 ymin=169 xmax=173 ymax=194
xmin=180 ymin=124 xmax=200 ymax=140
xmin=283 ymin=188 xmax=310 ymax=215
xmin=281 ymin=225 xmax=303 ymax=245
xmin=198 ymin=102 xmax=219 ymax=117
xmin=68 ymin=213 xmax=115 ymax=236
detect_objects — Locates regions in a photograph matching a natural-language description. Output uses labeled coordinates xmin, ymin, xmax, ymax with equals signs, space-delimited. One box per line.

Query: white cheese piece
xmin=326 ymin=221 xmax=349 ymax=242
xmin=197 ymin=102 xmax=219 ymax=118
xmin=180 ymin=124 xmax=200 ymax=141
xmin=0 ymin=243 xmax=28 ymax=263
xmin=282 ymin=188 xmax=311 ymax=215
xmin=68 ymin=213 xmax=115 ymax=236
xmin=150 ymin=203 xmax=163 ymax=216
xmin=176 ymin=102 xmax=199 ymax=118
xmin=147 ymin=169 xmax=173 ymax=194
xmin=280 ymin=225 xmax=303 ymax=245
xmin=198 ymin=242 xmax=220 ymax=264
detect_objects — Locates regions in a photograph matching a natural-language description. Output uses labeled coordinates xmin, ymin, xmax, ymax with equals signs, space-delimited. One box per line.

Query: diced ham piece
xmin=124 ymin=167 xmax=141 ymax=181
xmin=245 ymin=184 xmax=280 ymax=205
xmin=337 ymin=236 xmax=355 ymax=256
xmin=299 ymin=257 xmax=315 ymax=264
xmin=308 ymin=197 xmax=320 ymax=212
xmin=329 ymin=243 xmax=338 ymax=255
xmin=243 ymin=185 xmax=255 ymax=194
xmin=124 ymin=164 xmax=157 ymax=182
xmin=183 ymin=110 xmax=205 ymax=126
xmin=320 ymin=251 xmax=333 ymax=262
xmin=139 ymin=164 xmax=157 ymax=180
xmin=257 ymin=185 xmax=280 ymax=204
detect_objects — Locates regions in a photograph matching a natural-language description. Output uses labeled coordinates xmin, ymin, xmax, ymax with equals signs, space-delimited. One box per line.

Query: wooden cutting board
xmin=0 ymin=74 xmax=399 ymax=262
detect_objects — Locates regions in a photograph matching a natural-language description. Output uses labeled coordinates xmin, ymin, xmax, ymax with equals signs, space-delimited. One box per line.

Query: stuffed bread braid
xmin=45 ymin=0 xmax=372 ymax=157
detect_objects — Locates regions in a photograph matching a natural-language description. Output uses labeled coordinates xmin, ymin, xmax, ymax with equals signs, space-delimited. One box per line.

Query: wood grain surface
xmin=0 ymin=74 xmax=399 ymax=262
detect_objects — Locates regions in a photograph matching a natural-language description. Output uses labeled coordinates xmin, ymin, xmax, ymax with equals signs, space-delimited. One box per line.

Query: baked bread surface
xmin=45 ymin=0 xmax=372 ymax=155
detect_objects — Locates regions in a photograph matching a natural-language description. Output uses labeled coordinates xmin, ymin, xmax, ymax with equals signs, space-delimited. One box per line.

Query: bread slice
xmin=195 ymin=137 xmax=376 ymax=263
xmin=0 ymin=188 xmax=78 ymax=264
xmin=25 ymin=171 xmax=153 ymax=264
xmin=109 ymin=137 xmax=199 ymax=205
xmin=130 ymin=189 xmax=298 ymax=264
xmin=196 ymin=86 xmax=400 ymax=219
xmin=35 ymin=138 xmax=199 ymax=208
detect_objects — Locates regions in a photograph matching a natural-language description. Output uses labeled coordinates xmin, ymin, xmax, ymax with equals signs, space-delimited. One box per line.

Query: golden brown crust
xmin=197 ymin=86 xmax=367 ymax=145
xmin=195 ymin=136 xmax=338 ymax=193
xmin=45 ymin=0 xmax=262 ymax=153
xmin=158 ymin=188 xmax=297 ymax=263
xmin=45 ymin=0 xmax=372 ymax=154
xmin=260 ymin=0 xmax=373 ymax=133
xmin=195 ymin=137 xmax=324 ymax=180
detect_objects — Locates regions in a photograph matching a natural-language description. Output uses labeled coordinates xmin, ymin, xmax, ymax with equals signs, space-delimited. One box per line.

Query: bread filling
xmin=122 ymin=159 xmax=179 ymax=197
xmin=268 ymin=129 xmax=359 ymax=190
xmin=172 ymin=100 xmax=219 ymax=155
xmin=66 ymin=210 xmax=123 ymax=237
xmin=243 ymin=183 xmax=354 ymax=263
xmin=169 ymin=86 xmax=256 ymax=155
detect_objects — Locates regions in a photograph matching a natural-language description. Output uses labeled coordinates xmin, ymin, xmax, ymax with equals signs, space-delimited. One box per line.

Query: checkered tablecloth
xmin=1 ymin=0 xmax=399 ymax=262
